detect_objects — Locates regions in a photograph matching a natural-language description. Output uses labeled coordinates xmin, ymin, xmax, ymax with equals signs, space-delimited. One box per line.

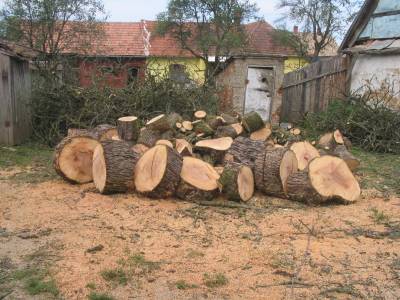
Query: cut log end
xmin=182 ymin=121 xmax=193 ymax=131
xmin=194 ymin=110 xmax=207 ymax=119
xmin=93 ymin=144 xmax=107 ymax=192
xmin=237 ymin=166 xmax=254 ymax=202
xmin=180 ymin=157 xmax=220 ymax=191
xmin=280 ymin=150 xmax=299 ymax=193
xmin=156 ymin=139 xmax=174 ymax=148
xmin=334 ymin=129 xmax=344 ymax=144
xmin=195 ymin=137 xmax=233 ymax=151
xmin=290 ymin=141 xmax=320 ymax=170
xmin=309 ymin=156 xmax=361 ymax=203
xmin=250 ymin=127 xmax=272 ymax=141
xmin=54 ymin=136 xmax=100 ymax=184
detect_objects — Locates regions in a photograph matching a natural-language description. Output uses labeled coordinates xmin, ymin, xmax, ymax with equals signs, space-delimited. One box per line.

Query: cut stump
xmin=250 ymin=127 xmax=272 ymax=141
xmin=290 ymin=141 xmax=320 ymax=170
xmin=219 ymin=162 xmax=254 ymax=202
xmin=242 ymin=111 xmax=264 ymax=133
xmin=117 ymin=116 xmax=140 ymax=142
xmin=146 ymin=114 xmax=171 ymax=132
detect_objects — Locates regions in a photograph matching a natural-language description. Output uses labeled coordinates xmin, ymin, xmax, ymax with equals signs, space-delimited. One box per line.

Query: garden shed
xmin=0 ymin=40 xmax=35 ymax=145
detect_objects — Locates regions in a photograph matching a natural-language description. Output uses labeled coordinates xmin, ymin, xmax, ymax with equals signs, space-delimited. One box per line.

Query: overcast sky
xmin=102 ymin=0 xmax=281 ymax=25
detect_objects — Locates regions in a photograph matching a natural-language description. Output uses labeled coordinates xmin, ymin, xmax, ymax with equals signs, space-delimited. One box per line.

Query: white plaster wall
xmin=351 ymin=54 xmax=400 ymax=94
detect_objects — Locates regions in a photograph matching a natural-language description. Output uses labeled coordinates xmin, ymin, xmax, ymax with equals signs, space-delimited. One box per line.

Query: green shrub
xmin=31 ymin=75 xmax=218 ymax=145
xmin=301 ymin=92 xmax=400 ymax=154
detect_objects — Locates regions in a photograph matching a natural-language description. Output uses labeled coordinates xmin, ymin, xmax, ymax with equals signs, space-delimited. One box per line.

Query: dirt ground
xmin=1 ymin=168 xmax=400 ymax=300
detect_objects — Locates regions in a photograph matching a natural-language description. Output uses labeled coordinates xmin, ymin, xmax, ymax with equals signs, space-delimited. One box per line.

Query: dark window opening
xmin=127 ymin=67 xmax=139 ymax=84
xmin=169 ymin=64 xmax=189 ymax=83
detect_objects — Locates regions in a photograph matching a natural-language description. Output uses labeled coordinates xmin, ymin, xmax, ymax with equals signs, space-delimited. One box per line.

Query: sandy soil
xmin=1 ymin=175 xmax=400 ymax=299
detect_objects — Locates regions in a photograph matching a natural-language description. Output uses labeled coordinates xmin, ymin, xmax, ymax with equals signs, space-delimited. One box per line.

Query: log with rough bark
xmin=194 ymin=110 xmax=207 ymax=119
xmin=254 ymin=147 xmax=298 ymax=198
xmin=182 ymin=121 xmax=193 ymax=131
xmin=146 ymin=114 xmax=171 ymax=132
xmin=231 ymin=123 xmax=243 ymax=135
xmin=176 ymin=157 xmax=220 ymax=202
xmin=175 ymin=139 xmax=193 ymax=156
xmin=215 ymin=125 xmax=238 ymax=138
xmin=167 ymin=113 xmax=183 ymax=128
xmin=285 ymin=156 xmax=360 ymax=204
xmin=67 ymin=128 xmax=91 ymax=138
xmin=192 ymin=120 xmax=214 ymax=136
xmin=156 ymin=139 xmax=174 ymax=148
xmin=224 ymin=137 xmax=265 ymax=170
xmin=137 ymin=128 xmax=161 ymax=147
xmin=207 ymin=116 xmax=225 ymax=130
xmin=117 ymin=116 xmax=140 ymax=142
xmin=331 ymin=145 xmax=360 ymax=171
xmin=92 ymin=124 xmax=118 ymax=141
xmin=92 ymin=140 xmax=140 ymax=194
xmin=134 ymin=145 xmax=183 ymax=198
xmin=242 ymin=111 xmax=265 ymax=133
xmin=290 ymin=141 xmax=320 ymax=171
xmin=318 ymin=130 xmax=344 ymax=150
xmin=195 ymin=137 xmax=233 ymax=164
xmin=220 ymin=113 xmax=237 ymax=125
xmin=250 ymin=127 xmax=272 ymax=141
xmin=54 ymin=135 xmax=100 ymax=184
xmin=218 ymin=162 xmax=254 ymax=202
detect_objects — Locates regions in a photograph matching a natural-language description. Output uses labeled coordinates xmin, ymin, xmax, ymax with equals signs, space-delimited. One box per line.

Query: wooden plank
xmin=0 ymin=54 xmax=12 ymax=145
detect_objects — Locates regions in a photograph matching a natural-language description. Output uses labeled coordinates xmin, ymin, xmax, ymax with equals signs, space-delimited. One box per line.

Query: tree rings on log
xmin=242 ymin=111 xmax=265 ymax=133
xmin=117 ymin=116 xmax=140 ymax=142
xmin=92 ymin=140 xmax=140 ymax=194
xmin=54 ymin=136 xmax=100 ymax=184
xmin=250 ymin=127 xmax=272 ymax=141
xmin=219 ymin=162 xmax=254 ymax=202
xmin=146 ymin=114 xmax=171 ymax=132
xmin=254 ymin=148 xmax=298 ymax=198
xmin=176 ymin=157 xmax=220 ymax=201
xmin=134 ymin=145 xmax=183 ymax=198
xmin=290 ymin=141 xmax=320 ymax=170
xmin=194 ymin=110 xmax=207 ymax=119
xmin=195 ymin=137 xmax=233 ymax=165
xmin=318 ymin=130 xmax=344 ymax=150
xmin=137 ymin=128 xmax=161 ymax=147
xmin=285 ymin=156 xmax=360 ymax=204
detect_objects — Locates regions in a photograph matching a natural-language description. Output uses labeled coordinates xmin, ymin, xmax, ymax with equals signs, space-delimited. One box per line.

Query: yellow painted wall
xmin=146 ymin=57 xmax=206 ymax=84
xmin=284 ymin=57 xmax=309 ymax=74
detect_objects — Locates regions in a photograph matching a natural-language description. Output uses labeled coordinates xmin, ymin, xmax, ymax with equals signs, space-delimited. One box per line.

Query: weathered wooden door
xmin=0 ymin=54 xmax=12 ymax=145
xmin=244 ymin=67 xmax=274 ymax=121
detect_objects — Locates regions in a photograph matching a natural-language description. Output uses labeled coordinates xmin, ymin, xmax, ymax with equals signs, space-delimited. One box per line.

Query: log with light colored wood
xmin=156 ymin=139 xmax=174 ymax=148
xmin=134 ymin=145 xmax=183 ymax=198
xmin=182 ymin=121 xmax=193 ymax=131
xmin=332 ymin=145 xmax=360 ymax=171
xmin=131 ymin=144 xmax=149 ymax=156
xmin=54 ymin=135 xmax=100 ymax=184
xmin=137 ymin=128 xmax=161 ymax=147
xmin=175 ymin=139 xmax=193 ymax=156
xmin=194 ymin=110 xmax=207 ymax=119
xmin=93 ymin=140 xmax=140 ymax=194
xmin=146 ymin=114 xmax=171 ymax=132
xmin=207 ymin=116 xmax=225 ymax=129
xmin=176 ymin=157 xmax=220 ymax=201
xmin=250 ymin=127 xmax=272 ymax=141
xmin=195 ymin=137 xmax=233 ymax=164
xmin=254 ymin=147 xmax=298 ymax=198
xmin=290 ymin=141 xmax=320 ymax=170
xmin=92 ymin=124 xmax=119 ymax=141
xmin=218 ymin=162 xmax=254 ymax=202
xmin=285 ymin=156 xmax=360 ymax=204
xmin=318 ymin=130 xmax=344 ymax=150
xmin=117 ymin=116 xmax=139 ymax=142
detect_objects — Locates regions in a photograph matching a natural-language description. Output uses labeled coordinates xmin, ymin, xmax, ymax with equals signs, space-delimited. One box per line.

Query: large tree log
xmin=254 ymin=147 xmax=298 ymax=198
xmin=176 ymin=157 xmax=220 ymax=202
xmin=220 ymin=113 xmax=238 ymax=125
xmin=215 ymin=125 xmax=238 ymax=138
xmin=134 ymin=145 xmax=183 ymax=198
xmin=290 ymin=141 xmax=320 ymax=170
xmin=92 ymin=140 xmax=140 ymax=194
xmin=332 ymin=145 xmax=360 ymax=171
xmin=131 ymin=144 xmax=149 ymax=157
xmin=285 ymin=156 xmax=361 ymax=204
xmin=175 ymin=139 xmax=193 ymax=156
xmin=92 ymin=124 xmax=118 ymax=141
xmin=146 ymin=114 xmax=171 ymax=132
xmin=318 ymin=130 xmax=344 ymax=150
xmin=242 ymin=111 xmax=265 ymax=133
xmin=137 ymin=128 xmax=161 ymax=147
xmin=54 ymin=135 xmax=100 ymax=184
xmin=117 ymin=116 xmax=140 ymax=142
xmin=195 ymin=137 xmax=233 ymax=165
xmin=219 ymin=162 xmax=254 ymax=202
xmin=224 ymin=137 xmax=265 ymax=170
xmin=207 ymin=116 xmax=225 ymax=130
xmin=250 ymin=127 xmax=272 ymax=141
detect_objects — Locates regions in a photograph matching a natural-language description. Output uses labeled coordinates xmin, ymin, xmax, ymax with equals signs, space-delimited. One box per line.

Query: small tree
xmin=0 ymin=0 xmax=106 ymax=73
xmin=157 ymin=0 xmax=259 ymax=81
xmin=277 ymin=0 xmax=361 ymax=58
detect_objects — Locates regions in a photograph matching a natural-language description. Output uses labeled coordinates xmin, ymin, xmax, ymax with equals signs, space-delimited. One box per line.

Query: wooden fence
xmin=281 ymin=56 xmax=349 ymax=123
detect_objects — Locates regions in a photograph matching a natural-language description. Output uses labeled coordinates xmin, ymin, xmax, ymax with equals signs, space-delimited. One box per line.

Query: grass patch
xmin=101 ymin=268 xmax=128 ymax=285
xmin=352 ymin=147 xmax=400 ymax=195
xmin=203 ymin=273 xmax=228 ymax=288
xmin=175 ymin=280 xmax=198 ymax=290
xmin=86 ymin=282 xmax=97 ymax=290
xmin=0 ymin=143 xmax=56 ymax=183
xmin=370 ymin=208 xmax=391 ymax=225
xmin=120 ymin=253 xmax=160 ymax=274
xmin=11 ymin=267 xmax=59 ymax=296
xmin=88 ymin=291 xmax=115 ymax=300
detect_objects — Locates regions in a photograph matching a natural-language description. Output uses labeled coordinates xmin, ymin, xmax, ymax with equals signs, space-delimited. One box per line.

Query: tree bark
xmin=219 ymin=162 xmax=254 ymax=202
xmin=137 ymin=128 xmax=161 ymax=147
xmin=117 ymin=116 xmax=140 ymax=142
xmin=242 ymin=111 xmax=265 ymax=133
xmin=225 ymin=137 xmax=265 ymax=171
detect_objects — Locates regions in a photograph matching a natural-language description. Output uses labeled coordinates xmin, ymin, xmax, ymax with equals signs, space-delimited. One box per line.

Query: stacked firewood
xmin=53 ymin=111 xmax=361 ymax=205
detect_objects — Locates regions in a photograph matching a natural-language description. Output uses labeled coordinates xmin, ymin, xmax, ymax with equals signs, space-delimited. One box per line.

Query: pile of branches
xmin=53 ymin=111 xmax=362 ymax=206
xmin=31 ymin=77 xmax=218 ymax=146
xmin=301 ymin=83 xmax=400 ymax=154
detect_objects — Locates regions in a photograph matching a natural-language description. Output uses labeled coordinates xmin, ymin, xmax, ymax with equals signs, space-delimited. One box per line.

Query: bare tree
xmin=278 ymin=0 xmax=361 ymax=58
xmin=157 ymin=0 xmax=260 ymax=81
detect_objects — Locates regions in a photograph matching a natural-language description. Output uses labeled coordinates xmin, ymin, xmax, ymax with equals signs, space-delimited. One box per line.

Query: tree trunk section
xmin=137 ymin=128 xmax=161 ymax=147
xmin=93 ymin=140 xmax=140 ymax=194
xmin=117 ymin=116 xmax=140 ymax=142
xmin=242 ymin=111 xmax=264 ymax=133
xmin=225 ymin=137 xmax=265 ymax=170
xmin=332 ymin=145 xmax=360 ymax=171
xmin=219 ymin=162 xmax=254 ymax=202
xmin=285 ymin=171 xmax=326 ymax=205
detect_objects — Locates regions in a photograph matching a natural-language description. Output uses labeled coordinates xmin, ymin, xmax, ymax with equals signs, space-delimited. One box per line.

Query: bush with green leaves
xmin=301 ymin=87 xmax=400 ymax=154
xmin=31 ymin=75 xmax=218 ymax=145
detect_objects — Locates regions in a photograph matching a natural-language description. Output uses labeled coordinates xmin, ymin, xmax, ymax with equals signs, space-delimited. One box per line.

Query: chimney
xmin=293 ymin=25 xmax=299 ymax=34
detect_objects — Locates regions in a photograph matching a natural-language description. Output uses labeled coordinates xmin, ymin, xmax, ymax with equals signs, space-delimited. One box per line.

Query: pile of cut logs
xmin=54 ymin=111 xmax=361 ymax=205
